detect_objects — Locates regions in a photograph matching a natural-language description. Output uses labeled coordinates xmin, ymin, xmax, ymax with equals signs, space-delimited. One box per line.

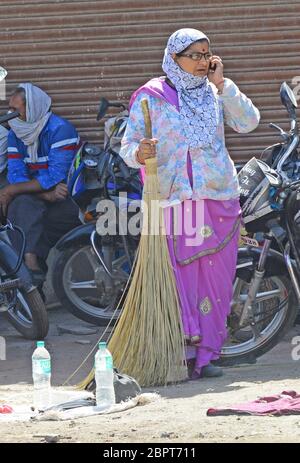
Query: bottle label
xmin=95 ymin=356 xmax=113 ymax=371
xmin=33 ymin=359 xmax=51 ymax=375
xmin=106 ymin=356 xmax=113 ymax=369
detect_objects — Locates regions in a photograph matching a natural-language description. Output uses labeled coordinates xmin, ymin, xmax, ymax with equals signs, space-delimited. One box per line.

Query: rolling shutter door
xmin=0 ymin=0 xmax=299 ymax=161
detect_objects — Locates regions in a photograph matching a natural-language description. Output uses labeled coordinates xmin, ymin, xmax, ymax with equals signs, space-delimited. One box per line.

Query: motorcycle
xmin=221 ymin=81 xmax=300 ymax=365
xmin=0 ymin=109 xmax=48 ymax=340
xmin=53 ymin=81 xmax=299 ymax=366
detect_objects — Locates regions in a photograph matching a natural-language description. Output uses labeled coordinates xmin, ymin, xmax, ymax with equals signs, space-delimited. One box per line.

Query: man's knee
xmin=0 ymin=172 xmax=8 ymax=189
xmin=8 ymin=194 xmax=45 ymax=216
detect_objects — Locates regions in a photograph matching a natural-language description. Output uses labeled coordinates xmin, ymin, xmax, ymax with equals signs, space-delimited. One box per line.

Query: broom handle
xmin=141 ymin=98 xmax=157 ymax=175
xmin=141 ymin=98 xmax=152 ymax=139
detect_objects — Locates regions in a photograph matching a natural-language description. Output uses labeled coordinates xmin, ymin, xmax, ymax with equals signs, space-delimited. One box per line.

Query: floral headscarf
xmin=162 ymin=28 xmax=218 ymax=148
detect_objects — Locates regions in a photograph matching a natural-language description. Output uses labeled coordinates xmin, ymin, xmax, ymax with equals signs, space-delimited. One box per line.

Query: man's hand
xmin=39 ymin=183 xmax=68 ymax=203
xmin=0 ymin=185 xmax=17 ymax=220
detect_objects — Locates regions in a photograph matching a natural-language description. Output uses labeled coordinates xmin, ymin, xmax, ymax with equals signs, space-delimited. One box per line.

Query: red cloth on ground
xmin=0 ymin=405 xmax=13 ymax=414
xmin=207 ymin=391 xmax=300 ymax=416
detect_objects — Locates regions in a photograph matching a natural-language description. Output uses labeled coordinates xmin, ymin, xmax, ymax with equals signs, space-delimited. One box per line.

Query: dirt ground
xmin=1 ymin=306 xmax=300 ymax=443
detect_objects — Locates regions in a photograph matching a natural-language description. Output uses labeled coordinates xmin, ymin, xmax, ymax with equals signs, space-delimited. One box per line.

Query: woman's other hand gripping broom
xmin=136 ymin=99 xmax=158 ymax=166
xmin=136 ymin=139 xmax=158 ymax=165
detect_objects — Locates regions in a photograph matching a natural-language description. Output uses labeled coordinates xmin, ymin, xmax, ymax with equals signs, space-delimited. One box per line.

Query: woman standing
xmin=120 ymin=28 xmax=260 ymax=379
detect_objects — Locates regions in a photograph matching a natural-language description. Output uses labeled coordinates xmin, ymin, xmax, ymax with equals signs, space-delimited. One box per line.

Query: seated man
xmin=0 ymin=83 xmax=81 ymax=286
xmin=0 ymin=124 xmax=8 ymax=182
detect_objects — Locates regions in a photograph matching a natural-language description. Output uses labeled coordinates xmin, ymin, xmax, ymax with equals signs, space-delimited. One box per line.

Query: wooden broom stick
xmin=141 ymin=98 xmax=152 ymax=139
xmin=140 ymin=98 xmax=157 ymax=179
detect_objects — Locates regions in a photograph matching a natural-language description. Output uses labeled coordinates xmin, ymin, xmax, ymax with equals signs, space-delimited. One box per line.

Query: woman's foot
xmin=189 ymin=362 xmax=223 ymax=380
xmin=201 ymin=363 xmax=223 ymax=378
xmin=185 ymin=336 xmax=202 ymax=347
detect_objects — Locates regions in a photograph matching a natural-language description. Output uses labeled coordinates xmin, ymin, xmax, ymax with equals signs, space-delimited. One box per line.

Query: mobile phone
xmin=209 ymin=62 xmax=217 ymax=72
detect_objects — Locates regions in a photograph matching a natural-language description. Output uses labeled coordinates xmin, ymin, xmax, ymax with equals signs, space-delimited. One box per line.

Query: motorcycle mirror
xmin=96 ymin=97 xmax=110 ymax=121
xmin=0 ymin=67 xmax=7 ymax=83
xmin=280 ymin=82 xmax=298 ymax=120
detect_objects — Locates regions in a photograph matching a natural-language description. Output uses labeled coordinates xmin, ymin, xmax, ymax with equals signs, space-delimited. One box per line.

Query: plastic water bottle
xmin=95 ymin=342 xmax=115 ymax=409
xmin=32 ymin=341 xmax=51 ymax=410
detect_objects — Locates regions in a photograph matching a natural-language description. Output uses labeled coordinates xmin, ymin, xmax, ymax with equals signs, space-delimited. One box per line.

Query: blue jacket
xmin=7 ymin=113 xmax=80 ymax=190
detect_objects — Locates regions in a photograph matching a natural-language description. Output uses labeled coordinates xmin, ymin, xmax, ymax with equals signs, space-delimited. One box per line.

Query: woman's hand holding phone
xmin=208 ymin=55 xmax=225 ymax=93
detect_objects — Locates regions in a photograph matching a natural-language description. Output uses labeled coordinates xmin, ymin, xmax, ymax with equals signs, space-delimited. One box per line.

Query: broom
xmin=78 ymin=98 xmax=187 ymax=388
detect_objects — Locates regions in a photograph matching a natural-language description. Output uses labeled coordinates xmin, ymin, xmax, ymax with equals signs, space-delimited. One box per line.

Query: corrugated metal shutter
xmin=0 ymin=0 xmax=299 ymax=161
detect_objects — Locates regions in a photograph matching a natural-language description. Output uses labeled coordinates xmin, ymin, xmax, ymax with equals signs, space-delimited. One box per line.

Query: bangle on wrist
xmin=216 ymin=78 xmax=225 ymax=87
xmin=216 ymin=78 xmax=225 ymax=94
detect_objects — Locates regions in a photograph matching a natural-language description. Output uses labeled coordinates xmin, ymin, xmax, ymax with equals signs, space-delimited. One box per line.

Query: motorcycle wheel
xmin=219 ymin=274 xmax=298 ymax=365
xmin=4 ymin=287 xmax=49 ymax=340
xmin=52 ymin=243 xmax=130 ymax=326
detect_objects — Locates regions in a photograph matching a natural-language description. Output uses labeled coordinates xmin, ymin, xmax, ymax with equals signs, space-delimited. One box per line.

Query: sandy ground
xmin=1 ymin=306 xmax=300 ymax=443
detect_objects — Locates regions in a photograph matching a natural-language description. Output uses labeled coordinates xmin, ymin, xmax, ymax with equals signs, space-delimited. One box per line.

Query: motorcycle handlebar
xmin=109 ymin=102 xmax=127 ymax=110
xmin=291 ymin=119 xmax=298 ymax=134
xmin=96 ymin=98 xmax=127 ymax=121
xmin=0 ymin=110 xmax=20 ymax=124
xmin=277 ymin=133 xmax=300 ymax=180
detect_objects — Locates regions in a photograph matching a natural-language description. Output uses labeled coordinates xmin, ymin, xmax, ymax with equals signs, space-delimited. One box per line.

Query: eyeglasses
xmin=177 ymin=52 xmax=213 ymax=62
